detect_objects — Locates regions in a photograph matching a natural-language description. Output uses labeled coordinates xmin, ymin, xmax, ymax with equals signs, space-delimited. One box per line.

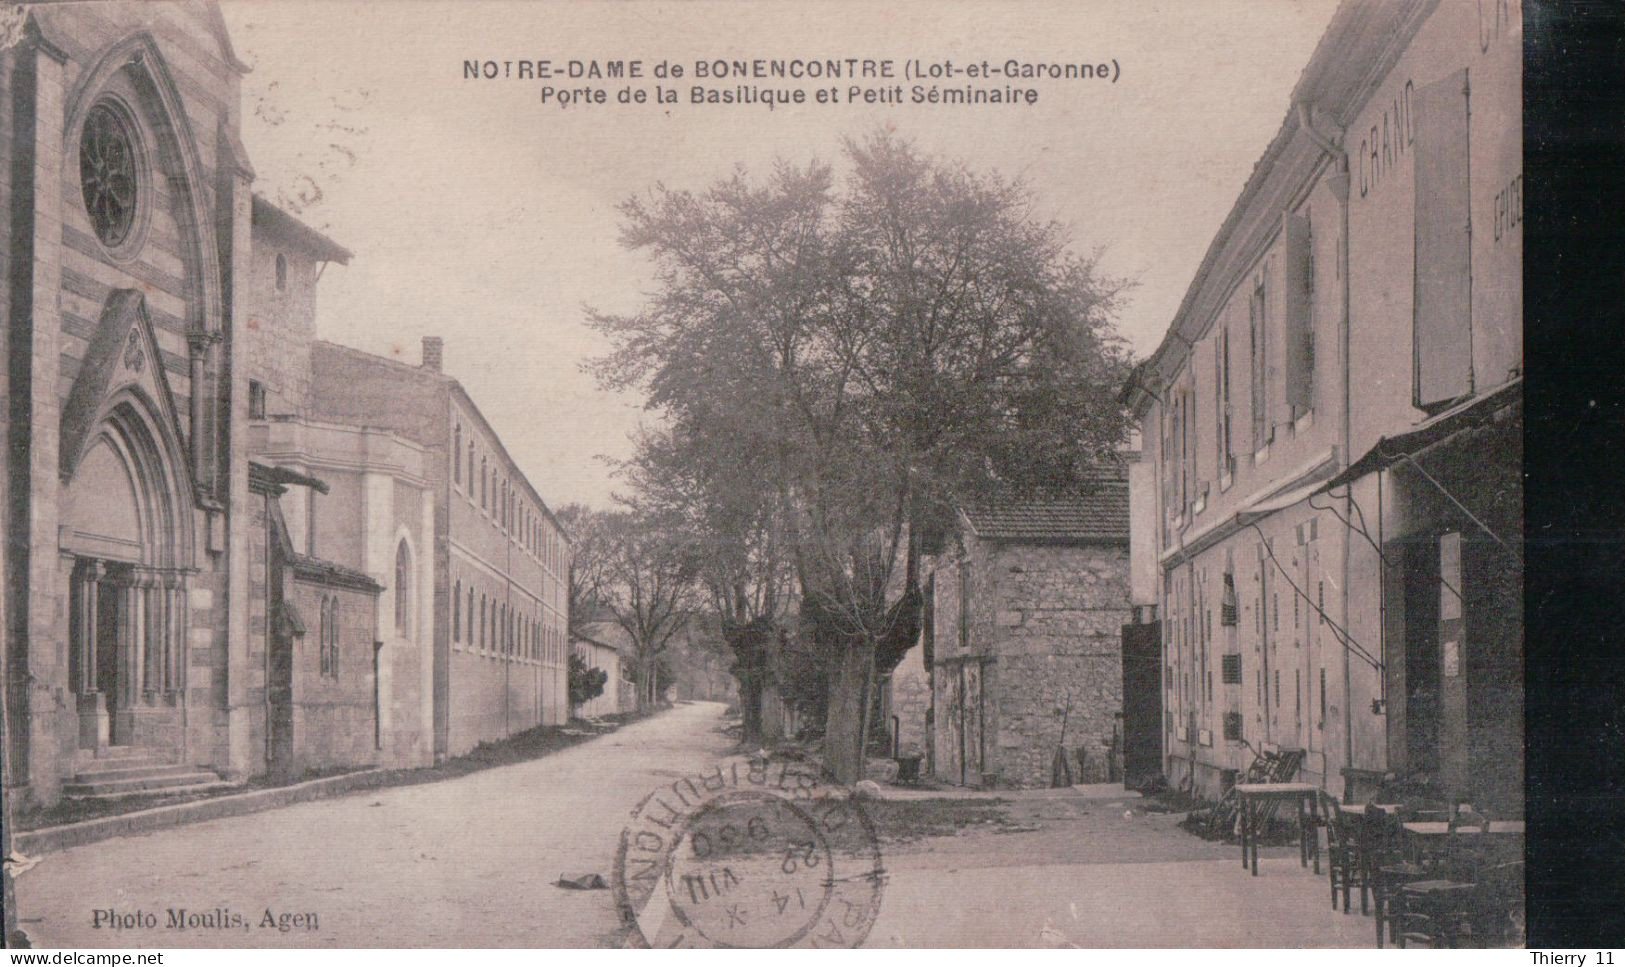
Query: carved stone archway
xmin=60 ymin=293 xmax=198 ymax=750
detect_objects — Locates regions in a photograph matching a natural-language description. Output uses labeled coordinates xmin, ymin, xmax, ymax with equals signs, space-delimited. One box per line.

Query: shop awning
xmin=1237 ymin=474 xmax=1336 ymax=525
xmin=1161 ymin=450 xmax=1340 ymax=565
xmin=1315 ymin=377 xmax=1522 ymax=494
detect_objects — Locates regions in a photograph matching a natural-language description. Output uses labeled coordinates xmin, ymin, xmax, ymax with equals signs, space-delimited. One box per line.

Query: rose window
xmin=80 ymin=104 xmax=138 ymax=248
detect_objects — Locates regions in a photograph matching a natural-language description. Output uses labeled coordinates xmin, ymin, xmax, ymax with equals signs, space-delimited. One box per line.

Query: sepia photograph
xmin=0 ymin=0 xmax=1534 ymax=952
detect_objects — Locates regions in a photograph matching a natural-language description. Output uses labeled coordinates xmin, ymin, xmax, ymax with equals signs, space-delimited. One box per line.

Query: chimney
xmin=421 ymin=336 xmax=443 ymax=372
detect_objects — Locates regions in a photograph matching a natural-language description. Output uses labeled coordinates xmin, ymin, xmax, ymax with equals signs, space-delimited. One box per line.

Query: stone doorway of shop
xmin=1387 ymin=531 xmax=1524 ymax=817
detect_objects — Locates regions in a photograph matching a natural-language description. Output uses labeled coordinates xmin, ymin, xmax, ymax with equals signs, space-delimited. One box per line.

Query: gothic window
xmin=318 ymin=596 xmax=329 ymax=677
xmin=328 ymin=598 xmax=340 ymax=678
xmin=394 ymin=540 xmax=412 ymax=635
xmin=480 ymin=457 xmax=488 ymax=508
xmin=453 ymin=425 xmax=462 ymax=485
xmin=80 ymin=102 xmax=139 ymax=248
xmin=319 ymin=597 xmax=339 ymax=678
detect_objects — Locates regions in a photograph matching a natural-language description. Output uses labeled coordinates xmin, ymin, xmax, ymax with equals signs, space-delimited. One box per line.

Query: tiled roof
xmin=961 ymin=469 xmax=1130 ymax=543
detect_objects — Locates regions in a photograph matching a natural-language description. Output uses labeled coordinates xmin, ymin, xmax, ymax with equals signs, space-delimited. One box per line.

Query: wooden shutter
xmin=1282 ymin=211 xmax=1313 ymax=409
xmin=1413 ymin=68 xmax=1473 ymax=409
xmin=1213 ymin=335 xmax=1225 ymax=475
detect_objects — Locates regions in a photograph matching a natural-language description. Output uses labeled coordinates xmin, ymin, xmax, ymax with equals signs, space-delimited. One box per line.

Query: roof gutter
xmin=1296 ymin=96 xmax=1357 ymax=778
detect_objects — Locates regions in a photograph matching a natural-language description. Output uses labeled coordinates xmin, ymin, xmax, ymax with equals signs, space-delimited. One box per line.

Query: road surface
xmin=16 ymin=702 xmax=735 ymax=947
xmin=17 ymin=702 xmax=1383 ymax=948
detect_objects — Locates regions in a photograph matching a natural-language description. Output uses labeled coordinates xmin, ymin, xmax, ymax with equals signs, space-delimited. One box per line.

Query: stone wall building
xmin=1123 ymin=0 xmax=1522 ymax=812
xmin=309 ymin=338 xmax=570 ymax=760
xmin=240 ymin=194 xmax=439 ymax=776
xmin=904 ymin=474 xmax=1132 ymax=789
xmin=249 ymin=462 xmax=383 ymax=778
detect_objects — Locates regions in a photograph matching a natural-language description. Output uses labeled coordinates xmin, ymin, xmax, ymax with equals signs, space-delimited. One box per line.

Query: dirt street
xmin=16 ymin=702 xmax=1370 ymax=948
xmin=16 ymin=702 xmax=735 ymax=947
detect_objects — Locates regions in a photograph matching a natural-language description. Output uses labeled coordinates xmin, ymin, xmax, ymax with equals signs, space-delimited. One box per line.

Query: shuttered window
xmin=1413 ymin=68 xmax=1473 ymax=410
xmin=1249 ymin=276 xmax=1269 ymax=448
xmin=1282 ymin=211 xmax=1314 ymax=412
xmin=1215 ymin=325 xmax=1233 ymax=474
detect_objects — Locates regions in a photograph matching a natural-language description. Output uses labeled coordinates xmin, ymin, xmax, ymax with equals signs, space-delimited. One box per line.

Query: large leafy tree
xmin=593 ymin=132 xmax=1132 ymax=780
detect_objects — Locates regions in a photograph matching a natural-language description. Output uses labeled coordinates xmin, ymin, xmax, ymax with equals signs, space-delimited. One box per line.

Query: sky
xmin=219 ymin=0 xmax=1341 ymax=511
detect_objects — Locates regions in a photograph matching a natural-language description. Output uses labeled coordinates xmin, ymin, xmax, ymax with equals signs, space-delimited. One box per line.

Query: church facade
xmin=1 ymin=2 xmax=560 ymax=808
xmin=2 ymin=2 xmax=264 ymax=807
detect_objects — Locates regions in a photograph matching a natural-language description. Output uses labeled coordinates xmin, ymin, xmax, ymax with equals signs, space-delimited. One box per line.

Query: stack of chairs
xmin=1201 ymin=748 xmax=1306 ymax=841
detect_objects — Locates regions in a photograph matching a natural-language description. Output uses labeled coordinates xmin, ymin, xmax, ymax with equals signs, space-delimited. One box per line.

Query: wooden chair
xmin=1320 ymin=790 xmax=1366 ymax=914
xmin=1398 ymin=878 xmax=1477 ymax=947
xmin=1369 ymin=804 xmax=1439 ymax=947
xmin=1463 ymin=860 xmax=1526 ymax=947
xmin=1395 ymin=811 xmax=1506 ymax=948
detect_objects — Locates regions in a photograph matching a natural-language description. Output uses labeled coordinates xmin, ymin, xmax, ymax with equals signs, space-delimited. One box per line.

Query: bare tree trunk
xmin=737 ymin=668 xmax=764 ymax=745
xmin=637 ymin=657 xmax=653 ymax=710
xmin=760 ymin=680 xmax=786 ymax=743
xmin=823 ymin=636 xmax=876 ymax=784
xmin=758 ymin=626 xmax=785 ymax=743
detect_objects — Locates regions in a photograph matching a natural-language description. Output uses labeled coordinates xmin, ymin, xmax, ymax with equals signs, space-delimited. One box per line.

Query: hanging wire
xmin=1392 ymin=452 xmax=1521 ymax=564
xmin=1310 ymin=489 xmax=1465 ymax=608
xmin=1246 ymin=520 xmax=1383 ymax=673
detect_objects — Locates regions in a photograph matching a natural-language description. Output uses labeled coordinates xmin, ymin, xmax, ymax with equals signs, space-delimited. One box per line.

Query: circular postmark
xmin=614 ymin=756 xmax=886 ymax=948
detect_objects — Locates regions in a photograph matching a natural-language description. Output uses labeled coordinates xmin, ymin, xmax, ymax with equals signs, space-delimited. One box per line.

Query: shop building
xmin=1124 ymin=0 xmax=1522 ymax=812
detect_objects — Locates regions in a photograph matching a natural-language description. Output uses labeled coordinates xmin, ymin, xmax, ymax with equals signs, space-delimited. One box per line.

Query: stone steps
xmin=74 ymin=746 xmax=166 ymax=766
xmin=72 ymin=762 xmax=205 ymax=783
xmin=65 ymin=748 xmax=227 ymax=800
xmin=62 ymin=780 xmax=240 ymax=803
xmin=63 ymin=769 xmax=227 ymax=798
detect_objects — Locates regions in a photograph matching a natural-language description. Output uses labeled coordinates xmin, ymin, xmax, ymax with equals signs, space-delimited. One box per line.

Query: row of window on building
xmin=452 ymin=421 xmax=565 ymax=574
xmin=451 ymin=578 xmax=564 ymax=665
xmin=1164 ymin=534 xmax=1337 ymax=748
xmin=1162 ymin=212 xmax=1320 ymax=523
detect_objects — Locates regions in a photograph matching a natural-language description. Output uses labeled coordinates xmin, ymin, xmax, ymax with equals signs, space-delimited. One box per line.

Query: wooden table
xmin=1339 ymin=801 xmax=1402 ymax=817
xmin=1401 ymin=820 xmax=1525 ymax=865
xmin=1234 ymin=782 xmax=1322 ymax=876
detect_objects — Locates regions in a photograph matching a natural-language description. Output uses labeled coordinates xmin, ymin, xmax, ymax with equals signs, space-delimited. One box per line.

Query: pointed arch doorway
xmin=61 ymin=394 xmax=195 ymax=752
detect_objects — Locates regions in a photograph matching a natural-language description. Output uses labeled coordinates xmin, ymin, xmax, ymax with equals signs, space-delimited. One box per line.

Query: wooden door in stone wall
xmin=959 ymin=662 xmax=985 ymax=786
xmin=941 ymin=669 xmax=963 ymax=785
